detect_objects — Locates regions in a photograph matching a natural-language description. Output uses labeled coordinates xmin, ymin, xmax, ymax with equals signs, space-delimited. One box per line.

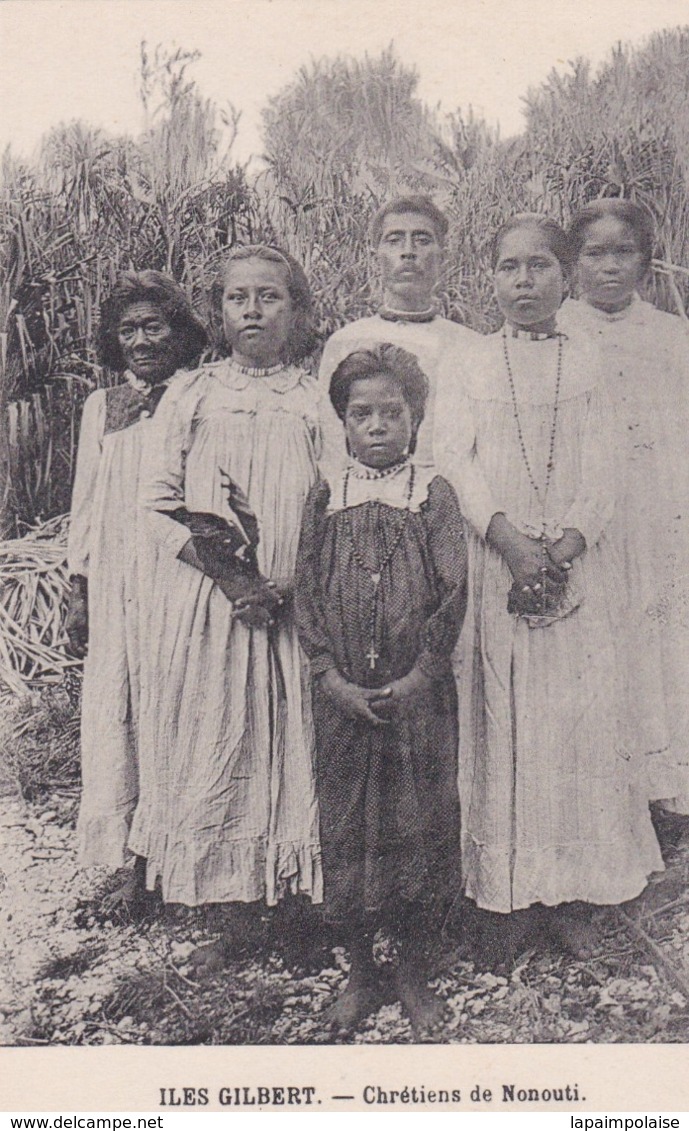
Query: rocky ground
xmin=2 ymin=691 xmax=689 ymax=1047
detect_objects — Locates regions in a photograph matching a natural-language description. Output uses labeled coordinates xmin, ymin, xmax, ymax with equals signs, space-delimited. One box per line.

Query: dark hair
xmin=370 ymin=195 xmax=449 ymax=247
xmin=97 ymin=271 xmax=208 ymax=371
xmin=568 ymin=199 xmax=655 ymax=272
xmin=211 ymin=244 xmax=318 ymax=362
xmin=329 ymin=344 xmax=429 ymax=454
xmin=491 ymin=213 xmax=573 ymax=274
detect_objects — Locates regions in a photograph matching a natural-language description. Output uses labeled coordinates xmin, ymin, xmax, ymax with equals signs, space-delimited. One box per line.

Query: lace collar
xmin=326 ymin=458 xmax=434 ymax=514
xmin=347 ymin=456 xmax=410 ymax=481
xmin=214 ymin=359 xmax=304 ymax=394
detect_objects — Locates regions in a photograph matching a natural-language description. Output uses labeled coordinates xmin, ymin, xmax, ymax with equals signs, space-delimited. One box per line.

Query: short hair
xmin=491 ymin=213 xmax=573 ymax=274
xmin=370 ymin=195 xmax=449 ymax=247
xmin=329 ymin=344 xmax=429 ymax=453
xmin=568 ymin=199 xmax=655 ymax=272
xmin=97 ymin=271 xmax=208 ymax=371
xmin=211 ymin=244 xmax=318 ymax=362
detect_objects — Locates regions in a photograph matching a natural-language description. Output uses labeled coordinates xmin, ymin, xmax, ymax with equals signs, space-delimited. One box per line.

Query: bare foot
xmin=395 ymin=964 xmax=447 ymax=1042
xmin=548 ymin=903 xmax=599 ymax=960
xmin=102 ymin=858 xmax=149 ymax=918
xmin=188 ymin=938 xmax=232 ymax=976
xmin=651 ymin=805 xmax=689 ymax=856
xmin=471 ymin=908 xmax=541 ymax=973
xmin=190 ymin=903 xmax=262 ymax=975
xmin=471 ymin=910 xmax=512 ymax=972
xmin=626 ymin=871 xmax=685 ymax=918
xmin=326 ymin=968 xmax=385 ymax=1035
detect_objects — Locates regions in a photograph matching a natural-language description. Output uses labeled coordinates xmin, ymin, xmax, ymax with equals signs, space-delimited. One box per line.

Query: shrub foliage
xmin=2 ymin=30 xmax=688 ymax=531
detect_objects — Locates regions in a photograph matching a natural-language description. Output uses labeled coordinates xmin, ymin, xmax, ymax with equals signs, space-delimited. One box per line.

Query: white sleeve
xmin=67 ymin=390 xmax=106 ymax=576
xmin=434 ymin=372 xmax=502 ymax=539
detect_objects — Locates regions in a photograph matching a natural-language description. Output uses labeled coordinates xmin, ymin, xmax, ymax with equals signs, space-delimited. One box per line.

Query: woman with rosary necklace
xmin=295 ymin=344 xmax=467 ymax=1040
xmin=435 ymin=214 xmax=663 ymax=966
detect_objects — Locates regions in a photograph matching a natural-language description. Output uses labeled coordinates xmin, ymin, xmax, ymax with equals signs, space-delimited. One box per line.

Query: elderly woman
xmin=65 ymin=271 xmax=207 ymax=904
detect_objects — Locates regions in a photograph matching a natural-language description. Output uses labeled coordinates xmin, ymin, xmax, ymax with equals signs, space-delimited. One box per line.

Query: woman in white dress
xmin=132 ymin=246 xmax=322 ymax=970
xmin=559 ymin=200 xmax=689 ymax=837
xmin=435 ymin=214 xmax=662 ymax=963
xmin=66 ymin=272 xmax=207 ymax=904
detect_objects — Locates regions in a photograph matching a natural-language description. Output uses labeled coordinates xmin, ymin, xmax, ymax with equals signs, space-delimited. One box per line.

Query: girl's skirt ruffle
xmin=141 ymin=828 xmax=322 ymax=907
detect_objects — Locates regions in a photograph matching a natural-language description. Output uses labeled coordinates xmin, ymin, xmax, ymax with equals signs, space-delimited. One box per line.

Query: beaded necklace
xmin=502 ymin=327 xmax=563 ymax=616
xmin=228 ymin=359 xmax=288 ymax=378
xmin=342 ymin=459 xmax=416 ymax=670
xmin=348 ymin=456 xmax=410 ymax=481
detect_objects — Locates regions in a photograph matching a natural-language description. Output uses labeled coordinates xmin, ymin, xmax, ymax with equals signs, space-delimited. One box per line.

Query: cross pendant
xmin=366 ymin=644 xmax=379 ymax=670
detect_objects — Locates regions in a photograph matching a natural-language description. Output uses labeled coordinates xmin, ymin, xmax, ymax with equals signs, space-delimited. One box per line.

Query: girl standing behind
xmin=296 ymin=344 xmax=466 ymax=1039
xmin=435 ymin=214 xmax=662 ymax=964
xmin=66 ymin=272 xmax=207 ymax=904
xmin=560 ymin=200 xmax=689 ymax=834
xmin=131 ymin=246 xmax=322 ymax=968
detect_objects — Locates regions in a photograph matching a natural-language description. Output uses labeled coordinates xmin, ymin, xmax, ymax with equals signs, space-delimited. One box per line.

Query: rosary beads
xmin=342 ymin=461 xmax=416 ymax=669
xmin=502 ymin=330 xmax=563 ymax=617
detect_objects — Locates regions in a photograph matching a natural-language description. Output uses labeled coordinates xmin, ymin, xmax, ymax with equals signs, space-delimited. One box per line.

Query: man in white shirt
xmin=319 ymin=195 xmax=477 ymax=471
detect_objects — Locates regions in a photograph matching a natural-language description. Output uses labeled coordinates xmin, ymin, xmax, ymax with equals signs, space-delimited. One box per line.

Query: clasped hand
xmin=227 ymin=579 xmax=290 ymax=629
xmin=497 ymin=526 xmax=585 ymax=617
xmin=319 ymin=667 xmax=433 ymax=727
xmin=506 ymin=533 xmax=567 ymax=616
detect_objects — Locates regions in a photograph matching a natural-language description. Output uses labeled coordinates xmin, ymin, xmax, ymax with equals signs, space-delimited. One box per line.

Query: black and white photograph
xmin=1 ymin=0 xmax=689 ymax=1106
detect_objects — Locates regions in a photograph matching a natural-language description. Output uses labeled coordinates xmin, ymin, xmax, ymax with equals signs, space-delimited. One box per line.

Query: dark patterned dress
xmin=295 ymin=468 xmax=467 ymax=925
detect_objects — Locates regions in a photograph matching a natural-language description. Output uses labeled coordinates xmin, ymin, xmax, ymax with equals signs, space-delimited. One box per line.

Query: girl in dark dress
xmin=295 ymin=343 xmax=467 ymax=1039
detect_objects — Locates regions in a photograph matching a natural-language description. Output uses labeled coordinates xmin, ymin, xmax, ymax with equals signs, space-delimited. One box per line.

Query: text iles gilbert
xmin=158 ymin=1083 xmax=584 ymax=1107
xmin=159 ymin=1088 xmax=317 ymax=1107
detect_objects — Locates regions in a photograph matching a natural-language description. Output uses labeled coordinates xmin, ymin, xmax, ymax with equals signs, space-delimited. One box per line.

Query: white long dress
xmin=435 ymin=327 xmax=663 ymax=913
xmin=130 ymin=360 xmax=323 ymax=907
xmin=558 ymin=297 xmax=689 ymax=813
xmin=68 ymin=376 xmax=169 ymax=867
xmin=318 ymin=314 xmax=477 ymax=473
